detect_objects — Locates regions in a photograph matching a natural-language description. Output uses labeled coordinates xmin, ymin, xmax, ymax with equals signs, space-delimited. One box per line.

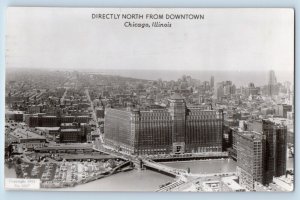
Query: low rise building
xmin=9 ymin=128 xmax=46 ymax=149
xmin=60 ymin=128 xmax=83 ymax=143
xmin=220 ymin=176 xmax=246 ymax=192
xmin=35 ymin=143 xmax=93 ymax=153
xmin=5 ymin=110 xmax=24 ymax=122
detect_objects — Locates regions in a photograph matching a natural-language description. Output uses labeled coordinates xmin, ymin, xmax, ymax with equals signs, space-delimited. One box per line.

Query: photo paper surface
xmin=4 ymin=7 xmax=294 ymax=192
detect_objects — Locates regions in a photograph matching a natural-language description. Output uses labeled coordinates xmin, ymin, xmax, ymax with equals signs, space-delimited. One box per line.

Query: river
xmin=53 ymin=169 xmax=173 ymax=191
xmin=5 ymin=158 xmax=294 ymax=191
xmin=163 ymin=159 xmax=237 ymax=174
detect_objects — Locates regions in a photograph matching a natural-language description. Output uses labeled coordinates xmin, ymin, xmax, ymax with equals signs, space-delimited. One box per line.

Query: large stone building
xmin=104 ymin=93 xmax=223 ymax=155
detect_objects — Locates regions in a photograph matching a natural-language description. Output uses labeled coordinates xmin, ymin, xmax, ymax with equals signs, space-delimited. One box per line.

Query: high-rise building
xmin=246 ymin=82 xmax=260 ymax=96
xmin=262 ymin=119 xmax=287 ymax=184
xmin=275 ymin=104 xmax=292 ymax=118
xmin=236 ymin=131 xmax=266 ymax=191
xmin=268 ymin=70 xmax=279 ymax=96
xmin=104 ymin=93 xmax=223 ymax=155
xmin=214 ymin=81 xmax=236 ymax=100
xmin=215 ymin=82 xmax=224 ymax=100
xmin=247 ymin=119 xmax=288 ymax=185
xmin=268 ymin=70 xmax=277 ymax=86
xmin=210 ymin=76 xmax=214 ymax=89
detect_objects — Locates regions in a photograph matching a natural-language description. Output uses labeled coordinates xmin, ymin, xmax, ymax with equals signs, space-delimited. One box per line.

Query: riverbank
xmin=5 ymin=156 xmax=132 ymax=189
xmin=5 ymin=157 xmax=294 ymax=191
xmin=41 ymin=166 xmax=133 ymax=188
xmin=50 ymin=169 xmax=174 ymax=191
xmin=43 ymin=159 xmax=239 ymax=191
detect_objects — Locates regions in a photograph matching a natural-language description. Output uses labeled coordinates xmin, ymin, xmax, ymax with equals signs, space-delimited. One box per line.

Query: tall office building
xmin=246 ymin=82 xmax=260 ymax=96
xmin=268 ymin=70 xmax=279 ymax=96
xmin=104 ymin=93 xmax=223 ymax=155
xmin=236 ymin=131 xmax=266 ymax=191
xmin=268 ymin=70 xmax=277 ymax=85
xmin=247 ymin=119 xmax=288 ymax=185
xmin=215 ymin=82 xmax=224 ymax=100
xmin=275 ymin=104 xmax=293 ymax=118
xmin=262 ymin=119 xmax=288 ymax=184
xmin=210 ymin=76 xmax=214 ymax=89
xmin=215 ymin=81 xmax=236 ymax=100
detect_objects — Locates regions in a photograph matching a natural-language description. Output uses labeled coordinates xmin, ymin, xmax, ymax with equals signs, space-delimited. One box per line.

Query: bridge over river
xmin=142 ymin=159 xmax=188 ymax=177
xmin=93 ymin=145 xmax=190 ymax=178
xmin=93 ymin=143 xmax=238 ymax=192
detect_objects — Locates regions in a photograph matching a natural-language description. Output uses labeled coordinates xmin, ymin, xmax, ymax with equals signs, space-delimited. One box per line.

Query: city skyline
xmin=5 ymin=68 xmax=294 ymax=191
xmin=5 ymin=67 xmax=294 ymax=88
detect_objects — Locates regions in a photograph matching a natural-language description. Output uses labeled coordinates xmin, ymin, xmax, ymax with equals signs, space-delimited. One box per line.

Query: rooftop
xmin=267 ymin=117 xmax=290 ymax=126
xmin=61 ymin=123 xmax=77 ymax=126
xmin=221 ymin=176 xmax=245 ymax=191
xmin=36 ymin=143 xmax=93 ymax=150
xmin=237 ymin=130 xmax=264 ymax=141
xmin=6 ymin=110 xmax=24 ymax=114
xmin=10 ymin=128 xmax=45 ymax=140
xmin=170 ymin=93 xmax=184 ymax=100
xmin=36 ymin=127 xmax=60 ymax=131
xmin=61 ymin=128 xmax=81 ymax=132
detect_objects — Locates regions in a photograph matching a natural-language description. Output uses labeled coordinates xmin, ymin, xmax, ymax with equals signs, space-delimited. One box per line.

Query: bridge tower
xmin=132 ymin=158 xmax=144 ymax=170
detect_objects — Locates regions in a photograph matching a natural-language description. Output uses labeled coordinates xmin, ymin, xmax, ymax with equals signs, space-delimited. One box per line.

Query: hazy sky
xmin=6 ymin=8 xmax=294 ymax=72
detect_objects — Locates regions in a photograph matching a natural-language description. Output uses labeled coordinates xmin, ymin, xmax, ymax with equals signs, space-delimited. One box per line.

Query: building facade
xmin=237 ymin=119 xmax=288 ymax=189
xmin=236 ymin=131 xmax=266 ymax=191
xmin=9 ymin=128 xmax=47 ymax=149
xmin=104 ymin=93 xmax=223 ymax=155
xmin=267 ymin=70 xmax=279 ymax=96
xmin=24 ymin=114 xmax=90 ymax=127
xmin=275 ymin=104 xmax=292 ymax=118
xmin=262 ymin=119 xmax=288 ymax=184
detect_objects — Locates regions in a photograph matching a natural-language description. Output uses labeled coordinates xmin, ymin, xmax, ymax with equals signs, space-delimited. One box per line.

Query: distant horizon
xmin=6 ymin=67 xmax=294 ymax=87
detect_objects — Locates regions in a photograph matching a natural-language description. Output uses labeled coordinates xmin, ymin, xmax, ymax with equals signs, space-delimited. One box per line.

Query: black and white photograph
xmin=4 ymin=7 xmax=294 ymax=192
